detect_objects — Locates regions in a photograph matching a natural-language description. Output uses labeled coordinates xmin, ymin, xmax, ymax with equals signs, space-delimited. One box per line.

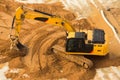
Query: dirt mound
xmin=71 ymin=18 xmax=94 ymax=31
xmin=0 ymin=1 xmax=120 ymax=80
xmin=0 ymin=1 xmax=94 ymax=79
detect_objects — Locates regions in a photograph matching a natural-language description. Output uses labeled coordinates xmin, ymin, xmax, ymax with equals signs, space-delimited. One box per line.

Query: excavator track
xmin=52 ymin=45 xmax=93 ymax=69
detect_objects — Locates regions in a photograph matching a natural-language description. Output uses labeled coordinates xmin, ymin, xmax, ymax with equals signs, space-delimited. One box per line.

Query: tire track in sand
xmin=21 ymin=25 xmax=51 ymax=44
xmin=37 ymin=31 xmax=65 ymax=70
xmin=21 ymin=25 xmax=65 ymax=71
xmin=26 ymin=27 xmax=65 ymax=70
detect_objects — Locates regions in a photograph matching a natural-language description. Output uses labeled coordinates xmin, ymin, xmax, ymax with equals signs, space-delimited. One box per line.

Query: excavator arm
xmin=10 ymin=6 xmax=75 ymax=51
xmin=10 ymin=6 xmax=74 ymax=38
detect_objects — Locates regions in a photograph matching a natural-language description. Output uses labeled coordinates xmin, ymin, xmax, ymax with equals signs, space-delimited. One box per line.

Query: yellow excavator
xmin=10 ymin=6 xmax=108 ymax=69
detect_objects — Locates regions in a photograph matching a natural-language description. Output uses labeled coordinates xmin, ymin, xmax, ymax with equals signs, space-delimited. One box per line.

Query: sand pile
xmin=0 ymin=0 xmax=120 ymax=80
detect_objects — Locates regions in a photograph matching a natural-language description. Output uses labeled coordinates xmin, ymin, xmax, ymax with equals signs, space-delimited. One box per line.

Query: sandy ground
xmin=0 ymin=0 xmax=120 ymax=80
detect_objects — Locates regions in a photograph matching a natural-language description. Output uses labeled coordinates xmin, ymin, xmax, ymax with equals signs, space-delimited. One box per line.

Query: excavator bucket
xmin=0 ymin=40 xmax=28 ymax=64
xmin=9 ymin=35 xmax=28 ymax=56
xmin=15 ymin=40 xmax=28 ymax=56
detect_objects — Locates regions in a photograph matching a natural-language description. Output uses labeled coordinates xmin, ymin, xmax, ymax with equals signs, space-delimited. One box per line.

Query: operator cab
xmin=66 ymin=29 xmax=105 ymax=53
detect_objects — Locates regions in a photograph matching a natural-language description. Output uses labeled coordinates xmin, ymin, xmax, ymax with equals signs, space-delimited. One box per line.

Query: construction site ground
xmin=0 ymin=0 xmax=120 ymax=80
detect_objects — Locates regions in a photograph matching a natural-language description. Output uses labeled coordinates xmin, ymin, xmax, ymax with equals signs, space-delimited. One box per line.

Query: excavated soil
xmin=108 ymin=8 xmax=120 ymax=23
xmin=0 ymin=0 xmax=120 ymax=80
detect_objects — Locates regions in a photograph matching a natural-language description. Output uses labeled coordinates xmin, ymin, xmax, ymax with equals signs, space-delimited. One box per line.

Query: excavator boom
xmin=11 ymin=6 xmax=74 ymax=38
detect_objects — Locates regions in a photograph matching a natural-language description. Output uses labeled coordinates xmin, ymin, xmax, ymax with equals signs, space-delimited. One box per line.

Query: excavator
xmin=9 ymin=6 xmax=108 ymax=69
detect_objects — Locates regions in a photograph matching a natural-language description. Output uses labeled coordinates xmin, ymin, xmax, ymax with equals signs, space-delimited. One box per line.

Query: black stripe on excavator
xmin=34 ymin=9 xmax=53 ymax=16
xmin=11 ymin=16 xmax=16 ymax=29
xmin=34 ymin=17 xmax=48 ymax=22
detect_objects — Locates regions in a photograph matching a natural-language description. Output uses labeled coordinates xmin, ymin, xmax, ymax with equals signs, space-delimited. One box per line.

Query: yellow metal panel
xmin=67 ymin=32 xmax=75 ymax=38
xmin=87 ymin=30 xmax=93 ymax=41
xmin=91 ymin=43 xmax=108 ymax=56
xmin=46 ymin=17 xmax=74 ymax=32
